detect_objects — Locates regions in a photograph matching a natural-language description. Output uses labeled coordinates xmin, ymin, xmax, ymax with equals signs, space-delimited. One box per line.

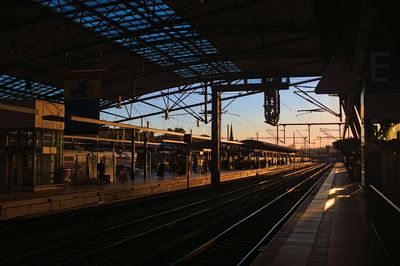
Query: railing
xmin=369 ymin=185 xmax=400 ymax=263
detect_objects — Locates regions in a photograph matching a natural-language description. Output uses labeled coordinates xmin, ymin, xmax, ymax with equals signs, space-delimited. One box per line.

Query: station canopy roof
xmin=0 ymin=0 xmax=331 ymax=109
xmin=240 ymin=139 xmax=297 ymax=154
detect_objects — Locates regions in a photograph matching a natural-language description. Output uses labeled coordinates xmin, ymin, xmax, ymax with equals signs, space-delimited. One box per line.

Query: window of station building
xmin=370 ymin=121 xmax=400 ymax=141
xmin=22 ymin=130 xmax=34 ymax=148
xmin=35 ymin=129 xmax=42 ymax=152
xmin=34 ymin=154 xmax=61 ymax=186
xmin=0 ymin=154 xmax=5 ymax=189
xmin=56 ymin=131 xmax=63 ymax=153
xmin=34 ymin=155 xmax=42 ymax=186
xmin=42 ymin=129 xmax=57 ymax=147
xmin=381 ymin=151 xmax=400 ymax=186
xmin=22 ymin=154 xmax=34 ymax=187
xmin=0 ymin=129 xmax=5 ymax=148
xmin=64 ymin=156 xmax=75 ymax=162
xmin=76 ymin=155 xmax=87 ymax=163
xmin=6 ymin=130 xmax=20 ymax=147
xmin=42 ymin=154 xmax=56 ymax=185
xmin=2 ymin=129 xmax=35 ymax=149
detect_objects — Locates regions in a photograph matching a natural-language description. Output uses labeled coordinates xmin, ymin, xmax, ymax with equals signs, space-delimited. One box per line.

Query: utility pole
xmin=308 ymin=124 xmax=311 ymax=160
xmin=283 ymin=125 xmax=286 ymax=144
xmin=293 ymin=132 xmax=295 ymax=148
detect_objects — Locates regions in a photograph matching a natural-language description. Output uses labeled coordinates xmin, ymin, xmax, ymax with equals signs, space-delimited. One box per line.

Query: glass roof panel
xmin=35 ymin=0 xmax=241 ymax=79
xmin=0 ymin=74 xmax=61 ymax=100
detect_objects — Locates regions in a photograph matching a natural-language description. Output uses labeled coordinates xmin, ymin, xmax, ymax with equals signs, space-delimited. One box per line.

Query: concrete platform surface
xmin=0 ymin=164 xmax=307 ymax=220
xmin=252 ymin=163 xmax=385 ymax=266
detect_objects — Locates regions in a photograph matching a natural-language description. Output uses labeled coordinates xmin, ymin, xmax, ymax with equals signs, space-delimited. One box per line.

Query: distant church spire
xmin=229 ymin=123 xmax=234 ymax=141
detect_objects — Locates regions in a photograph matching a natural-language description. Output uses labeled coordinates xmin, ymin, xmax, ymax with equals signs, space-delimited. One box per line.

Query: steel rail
xmin=0 ymin=164 xmax=308 ymax=234
xmin=238 ymin=164 xmax=332 ymax=265
xmin=171 ymin=164 xmax=331 ymax=265
xmin=0 ymin=164 xmax=319 ymax=266
xmin=59 ymin=165 xmax=322 ymax=265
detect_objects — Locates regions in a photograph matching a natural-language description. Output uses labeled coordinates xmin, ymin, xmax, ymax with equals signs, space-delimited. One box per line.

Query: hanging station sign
xmin=64 ymin=69 xmax=102 ymax=135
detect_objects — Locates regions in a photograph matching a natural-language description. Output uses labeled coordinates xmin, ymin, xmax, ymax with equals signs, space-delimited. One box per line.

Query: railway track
xmin=170 ymin=164 xmax=332 ymax=265
xmin=0 ymin=164 xmax=314 ymax=260
xmin=0 ymin=163 xmax=327 ymax=266
xmin=0 ymin=164 xmax=312 ymax=232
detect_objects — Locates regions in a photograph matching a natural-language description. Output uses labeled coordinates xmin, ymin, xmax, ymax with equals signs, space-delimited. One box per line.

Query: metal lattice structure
xmin=35 ymin=0 xmax=241 ymax=79
xmin=0 ymin=0 xmax=370 ymax=125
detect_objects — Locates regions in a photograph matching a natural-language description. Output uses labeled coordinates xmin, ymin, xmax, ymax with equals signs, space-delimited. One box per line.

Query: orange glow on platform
xmin=324 ymin=198 xmax=335 ymax=211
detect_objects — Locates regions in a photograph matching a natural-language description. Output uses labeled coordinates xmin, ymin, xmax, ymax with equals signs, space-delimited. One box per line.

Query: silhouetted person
xmin=157 ymin=161 xmax=165 ymax=179
xmin=202 ymin=158 xmax=208 ymax=175
xmin=193 ymin=156 xmax=198 ymax=173
xmin=97 ymin=160 xmax=105 ymax=184
xmin=171 ymin=160 xmax=178 ymax=178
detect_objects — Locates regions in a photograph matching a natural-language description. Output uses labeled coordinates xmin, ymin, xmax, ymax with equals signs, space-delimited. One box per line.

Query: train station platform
xmin=252 ymin=163 xmax=387 ymax=266
xmin=0 ymin=163 xmax=308 ymax=220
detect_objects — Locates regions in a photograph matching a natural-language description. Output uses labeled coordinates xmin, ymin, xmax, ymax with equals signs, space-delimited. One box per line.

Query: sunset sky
xmin=102 ymin=77 xmax=345 ymax=148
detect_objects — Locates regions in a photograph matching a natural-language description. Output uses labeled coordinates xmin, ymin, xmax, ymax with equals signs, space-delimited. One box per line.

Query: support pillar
xmin=204 ymin=83 xmax=208 ymax=124
xmin=184 ymin=134 xmax=192 ymax=189
xmin=131 ymin=130 xmax=135 ymax=180
xmin=283 ymin=125 xmax=286 ymax=144
xmin=265 ymin=152 xmax=268 ymax=168
xmin=211 ymin=86 xmax=221 ymax=185
xmin=143 ymin=131 xmax=148 ymax=179
xmin=293 ymin=132 xmax=295 ymax=148
xmin=308 ymin=124 xmax=311 ymax=160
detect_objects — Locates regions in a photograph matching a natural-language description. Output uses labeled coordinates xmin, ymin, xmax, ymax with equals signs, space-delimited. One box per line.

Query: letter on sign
xmin=370 ymin=51 xmax=390 ymax=82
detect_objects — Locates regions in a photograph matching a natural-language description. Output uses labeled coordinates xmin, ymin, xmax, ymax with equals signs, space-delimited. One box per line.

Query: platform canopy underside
xmin=2 ymin=0 xmax=365 ymax=109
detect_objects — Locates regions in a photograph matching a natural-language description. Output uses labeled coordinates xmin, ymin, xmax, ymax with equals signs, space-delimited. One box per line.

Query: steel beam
xmin=280 ymin=122 xmax=345 ymax=126
xmin=0 ymin=103 xmax=36 ymax=114
xmin=106 ymin=77 xmax=320 ymax=111
xmin=114 ymin=90 xmax=261 ymax=122
xmin=214 ymin=83 xmax=265 ymax=92
xmin=70 ymin=114 xmax=225 ymax=142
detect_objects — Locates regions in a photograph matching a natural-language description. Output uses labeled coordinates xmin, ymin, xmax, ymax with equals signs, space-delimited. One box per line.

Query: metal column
xmin=283 ymin=125 xmax=286 ymax=144
xmin=204 ymin=83 xmax=208 ymax=124
xmin=131 ymin=130 xmax=135 ymax=180
xmin=211 ymin=87 xmax=221 ymax=185
xmin=308 ymin=124 xmax=311 ymax=161
xmin=143 ymin=131 xmax=148 ymax=179
xmin=184 ymin=134 xmax=192 ymax=189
